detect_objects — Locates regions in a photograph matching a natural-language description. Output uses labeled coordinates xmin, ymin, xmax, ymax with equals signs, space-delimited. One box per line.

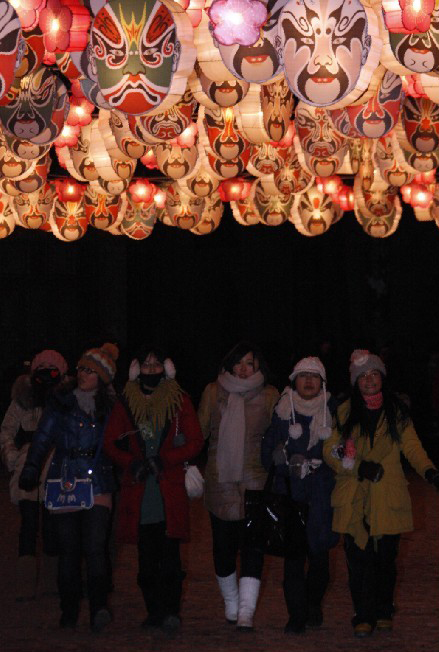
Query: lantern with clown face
xmin=353 ymin=174 xmax=402 ymax=237
xmin=197 ymin=63 xmax=250 ymax=107
xmin=166 ymin=182 xmax=205 ymax=228
xmin=231 ymin=196 xmax=259 ymax=225
xmin=91 ymin=0 xmax=195 ymax=116
xmin=52 ymin=197 xmax=88 ymax=241
xmin=0 ymin=68 xmax=68 ymax=145
xmin=85 ymin=184 xmax=123 ymax=230
xmin=156 ymin=142 xmax=199 ymax=179
xmin=109 ymin=110 xmax=147 ymax=159
xmin=190 ymin=192 xmax=223 ymax=234
xmin=389 ymin=10 xmax=439 ymax=74
xmin=295 ymin=103 xmax=345 ymax=158
xmin=13 ymin=182 xmax=55 ymax=230
xmin=2 ymin=132 xmax=49 ymax=161
xmin=2 ymin=152 xmax=50 ymax=195
xmin=252 ymin=177 xmax=294 ymax=226
xmin=403 ymin=97 xmax=439 ymax=154
xmin=303 ymin=147 xmax=347 ymax=177
xmin=137 ymin=87 xmax=197 ymax=141
xmin=291 ymin=186 xmax=341 ymax=236
xmin=0 ymin=139 xmax=35 ymax=179
xmin=204 ymin=107 xmax=249 ymax=161
xmin=261 ymin=78 xmax=294 ymax=143
xmin=0 ymin=1 xmax=22 ymax=101
xmin=375 ymin=135 xmax=414 ymax=187
xmin=330 ymin=71 xmax=403 ymax=140
xmin=120 ymin=197 xmax=156 ymax=239
xmin=281 ymin=0 xmax=381 ymax=109
xmin=0 ymin=193 xmax=15 ymax=238
xmin=215 ymin=0 xmax=285 ymax=83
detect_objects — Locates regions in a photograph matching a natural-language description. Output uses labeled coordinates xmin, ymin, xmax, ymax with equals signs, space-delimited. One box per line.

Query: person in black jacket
xmin=19 ymin=343 xmax=118 ymax=633
xmin=261 ymin=357 xmax=338 ymax=634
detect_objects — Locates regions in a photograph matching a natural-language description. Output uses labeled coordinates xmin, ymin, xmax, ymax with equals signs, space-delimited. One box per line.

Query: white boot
xmin=216 ymin=572 xmax=239 ymax=623
xmin=237 ymin=577 xmax=261 ymax=630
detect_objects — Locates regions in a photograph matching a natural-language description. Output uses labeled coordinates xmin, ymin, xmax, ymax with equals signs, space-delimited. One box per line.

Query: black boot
xmin=88 ymin=576 xmax=112 ymax=633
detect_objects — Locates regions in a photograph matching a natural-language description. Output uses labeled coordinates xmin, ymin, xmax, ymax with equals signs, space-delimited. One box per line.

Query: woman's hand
xmin=18 ymin=465 xmax=39 ymax=491
xmin=358 ymin=460 xmax=384 ymax=483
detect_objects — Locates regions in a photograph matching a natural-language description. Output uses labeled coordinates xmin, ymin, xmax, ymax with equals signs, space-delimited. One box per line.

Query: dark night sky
xmin=1 ymin=203 xmax=439 ymax=416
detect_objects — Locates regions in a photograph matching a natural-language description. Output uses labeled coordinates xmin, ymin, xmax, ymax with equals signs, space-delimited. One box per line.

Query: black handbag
xmin=244 ymin=465 xmax=308 ymax=558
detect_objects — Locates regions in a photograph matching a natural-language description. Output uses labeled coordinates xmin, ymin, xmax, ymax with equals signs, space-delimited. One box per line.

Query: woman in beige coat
xmin=323 ymin=350 xmax=439 ymax=639
xmin=198 ymin=341 xmax=279 ymax=630
xmin=0 ymin=350 xmax=67 ymax=600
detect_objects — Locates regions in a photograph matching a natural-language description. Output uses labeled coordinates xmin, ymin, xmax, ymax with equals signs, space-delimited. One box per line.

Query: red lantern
xmin=11 ymin=0 xmax=46 ymax=31
xmin=55 ymin=178 xmax=85 ymax=203
xmin=384 ymin=0 xmax=434 ymax=34
xmin=39 ymin=0 xmax=90 ymax=53
xmin=128 ymin=179 xmax=156 ymax=204
xmin=140 ymin=150 xmax=158 ymax=170
xmin=401 ymin=75 xmax=427 ymax=98
xmin=270 ymin=122 xmax=295 ymax=149
xmin=219 ymin=177 xmax=251 ymax=202
xmin=333 ymin=185 xmax=354 ymax=211
xmin=401 ymin=183 xmax=412 ymax=203
xmin=169 ymin=123 xmax=198 ymax=148
xmin=67 ymin=96 xmax=94 ymax=127
xmin=153 ymin=188 xmax=167 ymax=209
xmin=316 ymin=176 xmax=343 ymax=196
xmin=408 ymin=182 xmax=433 ymax=208
xmin=54 ymin=124 xmax=80 ymax=148
xmin=415 ymin=170 xmax=436 ymax=184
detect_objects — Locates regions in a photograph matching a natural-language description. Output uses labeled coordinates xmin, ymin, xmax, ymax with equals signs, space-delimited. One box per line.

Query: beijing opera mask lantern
xmin=109 ymin=111 xmax=147 ymax=159
xmin=9 ymin=152 xmax=50 ymax=194
xmin=389 ymin=9 xmax=439 ymax=73
xmin=207 ymin=149 xmax=250 ymax=178
xmin=214 ymin=0 xmax=285 ymax=83
xmin=0 ymin=1 xmax=22 ymax=101
xmin=13 ymin=182 xmax=54 ymax=230
xmin=280 ymin=0 xmax=380 ymax=108
xmin=120 ymin=197 xmax=156 ymax=239
xmin=0 ymin=193 xmax=15 ymax=238
xmin=0 ymin=68 xmax=68 ymax=145
xmin=111 ymin=157 xmax=136 ymax=181
xmin=197 ymin=64 xmax=249 ymax=107
xmin=91 ymin=0 xmax=193 ymax=115
xmin=53 ymin=197 xmax=88 ymax=241
xmin=403 ymin=97 xmax=439 ymax=154
xmin=231 ymin=196 xmax=260 ymax=225
xmin=405 ymin=149 xmax=439 ymax=172
xmin=71 ymin=122 xmax=99 ymax=181
xmin=329 ymin=71 xmax=402 ymax=139
xmin=274 ymin=157 xmax=313 ymax=195
xmin=295 ymin=103 xmax=345 ymax=158
xmin=0 ymin=140 xmax=34 ymax=179
xmin=349 ymin=138 xmax=362 ymax=175
xmin=252 ymin=179 xmax=294 ymax=226
xmin=85 ymin=185 xmax=122 ymax=229
xmin=303 ymin=146 xmax=347 ymax=177
xmin=166 ymin=182 xmax=205 ymax=229
xmin=190 ymin=192 xmax=223 ymax=234
xmin=184 ymin=167 xmax=220 ymax=197
xmin=156 ymin=142 xmax=198 ymax=179
xmin=204 ymin=107 xmax=249 ymax=160
xmin=292 ymin=186 xmax=340 ymax=235
xmin=375 ymin=136 xmax=414 ymax=187
xmin=14 ymin=27 xmax=45 ymax=80
xmin=248 ymin=142 xmax=286 ymax=176
xmin=137 ymin=88 xmax=197 ymax=141
xmin=2 ymin=132 xmax=49 ymax=161
xmin=261 ymin=78 xmax=294 ymax=143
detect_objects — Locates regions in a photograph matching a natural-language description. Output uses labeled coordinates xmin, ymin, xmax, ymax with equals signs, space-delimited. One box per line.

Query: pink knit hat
xmin=31 ymin=350 xmax=68 ymax=376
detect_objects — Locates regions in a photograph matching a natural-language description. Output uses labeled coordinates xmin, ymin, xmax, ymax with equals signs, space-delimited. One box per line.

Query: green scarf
xmin=123 ymin=378 xmax=183 ymax=431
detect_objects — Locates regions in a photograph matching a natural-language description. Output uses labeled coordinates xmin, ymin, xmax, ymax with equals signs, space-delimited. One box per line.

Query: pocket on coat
xmin=384 ymin=479 xmax=411 ymax=510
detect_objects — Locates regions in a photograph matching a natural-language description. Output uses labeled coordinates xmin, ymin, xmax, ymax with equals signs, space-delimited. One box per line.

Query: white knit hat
xmin=349 ymin=349 xmax=386 ymax=386
xmin=289 ymin=356 xmax=327 ymax=383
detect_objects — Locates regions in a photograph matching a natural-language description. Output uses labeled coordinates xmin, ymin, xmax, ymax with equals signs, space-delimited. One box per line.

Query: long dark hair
xmin=94 ymin=378 xmax=116 ymax=423
xmin=220 ymin=341 xmax=271 ymax=385
xmin=340 ymin=374 xmax=410 ymax=442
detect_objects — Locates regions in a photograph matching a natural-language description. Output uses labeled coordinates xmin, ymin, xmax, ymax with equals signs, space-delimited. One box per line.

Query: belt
xmin=69 ymin=447 xmax=97 ymax=459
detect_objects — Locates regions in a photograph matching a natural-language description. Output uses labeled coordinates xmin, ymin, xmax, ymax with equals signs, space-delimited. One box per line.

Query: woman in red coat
xmin=104 ymin=346 xmax=203 ymax=636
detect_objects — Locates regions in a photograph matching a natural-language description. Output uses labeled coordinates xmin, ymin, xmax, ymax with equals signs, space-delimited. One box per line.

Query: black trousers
xmin=18 ymin=500 xmax=59 ymax=557
xmin=56 ymin=505 xmax=111 ymax=621
xmin=283 ymin=549 xmax=330 ymax=624
xmin=209 ymin=512 xmax=264 ymax=579
xmin=137 ymin=522 xmax=184 ymax=621
xmin=344 ymin=533 xmax=400 ymax=626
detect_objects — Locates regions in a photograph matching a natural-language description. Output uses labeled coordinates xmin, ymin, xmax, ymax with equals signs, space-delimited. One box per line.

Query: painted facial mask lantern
xmin=403 ymin=97 xmax=439 ymax=154
xmin=53 ymin=197 xmax=88 ymax=241
xmin=0 ymin=1 xmax=22 ymax=101
xmin=155 ymin=142 xmax=198 ymax=179
xmin=204 ymin=107 xmax=249 ymax=161
xmin=13 ymin=182 xmax=54 ymax=230
xmin=165 ymin=182 xmax=205 ymax=229
xmin=261 ymin=78 xmax=294 ymax=143
xmin=389 ymin=10 xmax=439 ymax=73
xmin=85 ymin=185 xmax=123 ymax=229
xmin=120 ymin=197 xmax=156 ymax=239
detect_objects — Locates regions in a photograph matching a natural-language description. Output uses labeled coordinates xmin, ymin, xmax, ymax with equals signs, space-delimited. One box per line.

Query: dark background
xmin=1 ymin=203 xmax=439 ymax=447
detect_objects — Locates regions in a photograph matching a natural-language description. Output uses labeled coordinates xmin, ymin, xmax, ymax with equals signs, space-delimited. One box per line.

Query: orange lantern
xmin=55 ymin=178 xmax=85 ymax=203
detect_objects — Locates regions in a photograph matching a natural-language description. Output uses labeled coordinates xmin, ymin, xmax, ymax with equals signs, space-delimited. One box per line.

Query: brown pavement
xmin=1 ymin=469 xmax=438 ymax=652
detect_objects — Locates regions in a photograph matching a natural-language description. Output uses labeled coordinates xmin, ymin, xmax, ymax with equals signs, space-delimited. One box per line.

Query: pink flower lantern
xmin=169 ymin=123 xmax=198 ymax=149
xmin=401 ymin=75 xmax=427 ymax=98
xmin=141 ymin=150 xmax=158 ymax=170
xmin=55 ymin=178 xmax=85 ymax=203
xmin=208 ymin=0 xmax=267 ymax=46
xmin=39 ymin=0 xmax=90 ymax=53
xmin=218 ymin=178 xmax=251 ymax=201
xmin=316 ymin=176 xmax=343 ymax=196
xmin=12 ymin=0 xmax=46 ymax=32
xmin=66 ymin=95 xmax=94 ymax=127
xmin=128 ymin=180 xmax=156 ymax=205
xmin=54 ymin=124 xmax=80 ymax=148
xmin=385 ymin=0 xmax=435 ymax=33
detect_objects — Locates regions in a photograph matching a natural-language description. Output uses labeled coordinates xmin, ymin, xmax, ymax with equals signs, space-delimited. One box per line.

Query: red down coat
xmin=104 ymin=393 xmax=203 ymax=544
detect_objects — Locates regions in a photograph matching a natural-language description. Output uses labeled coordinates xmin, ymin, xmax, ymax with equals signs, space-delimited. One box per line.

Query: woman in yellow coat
xmin=323 ymin=350 xmax=439 ymax=639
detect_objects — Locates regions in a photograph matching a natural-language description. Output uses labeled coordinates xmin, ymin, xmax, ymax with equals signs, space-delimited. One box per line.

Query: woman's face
xmin=295 ymin=372 xmax=322 ymax=400
xmin=141 ymin=353 xmax=164 ymax=375
xmin=77 ymin=365 xmax=99 ymax=392
xmin=357 ymin=370 xmax=383 ymax=396
xmin=232 ymin=352 xmax=259 ymax=379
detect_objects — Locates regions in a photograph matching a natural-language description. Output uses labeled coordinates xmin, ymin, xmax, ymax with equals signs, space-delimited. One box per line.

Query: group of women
xmin=2 ymin=340 xmax=438 ymax=638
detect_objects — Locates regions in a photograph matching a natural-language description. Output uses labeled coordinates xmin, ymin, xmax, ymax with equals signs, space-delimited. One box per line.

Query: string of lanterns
xmin=0 ymin=0 xmax=439 ymax=242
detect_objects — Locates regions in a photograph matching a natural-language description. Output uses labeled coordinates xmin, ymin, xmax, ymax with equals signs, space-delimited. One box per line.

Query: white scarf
xmin=216 ymin=371 xmax=265 ymax=482
xmin=275 ymin=386 xmax=332 ymax=450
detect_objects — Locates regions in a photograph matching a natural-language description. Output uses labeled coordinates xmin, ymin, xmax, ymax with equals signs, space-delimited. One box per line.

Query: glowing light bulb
xmin=67 ymin=184 xmax=75 ymax=194
xmin=9 ymin=0 xmax=20 ymax=9
xmin=75 ymin=106 xmax=85 ymax=116
xmin=226 ymin=10 xmax=243 ymax=24
xmin=412 ymin=0 xmax=421 ymax=12
xmin=51 ymin=18 xmax=60 ymax=33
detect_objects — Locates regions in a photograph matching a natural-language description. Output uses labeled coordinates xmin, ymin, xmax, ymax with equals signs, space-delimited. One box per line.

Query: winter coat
xmin=23 ymin=386 xmax=115 ymax=498
xmin=261 ymin=398 xmax=339 ymax=554
xmin=0 ymin=375 xmax=52 ymax=505
xmin=323 ymin=399 xmax=436 ymax=549
xmin=104 ymin=393 xmax=204 ymax=544
xmin=198 ymin=381 xmax=279 ymax=521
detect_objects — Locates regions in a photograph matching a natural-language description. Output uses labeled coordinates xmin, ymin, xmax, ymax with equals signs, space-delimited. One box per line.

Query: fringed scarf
xmin=123 ymin=378 xmax=183 ymax=431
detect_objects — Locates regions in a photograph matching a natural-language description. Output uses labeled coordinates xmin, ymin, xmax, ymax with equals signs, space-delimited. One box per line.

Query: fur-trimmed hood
xmin=11 ymin=374 xmax=73 ymax=411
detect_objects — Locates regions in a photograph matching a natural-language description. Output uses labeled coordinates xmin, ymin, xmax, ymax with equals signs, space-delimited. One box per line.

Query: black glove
xmin=144 ymin=455 xmax=163 ymax=478
xmin=272 ymin=442 xmax=287 ymax=466
xmin=358 ymin=460 xmax=384 ymax=483
xmin=18 ymin=465 xmax=40 ymax=491
xmin=425 ymin=468 xmax=439 ymax=491
xmin=130 ymin=459 xmax=148 ymax=483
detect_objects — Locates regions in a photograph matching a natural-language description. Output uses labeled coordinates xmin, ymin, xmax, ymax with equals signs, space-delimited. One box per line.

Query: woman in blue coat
xmin=19 ymin=343 xmax=118 ymax=633
xmin=261 ymin=357 xmax=338 ymax=634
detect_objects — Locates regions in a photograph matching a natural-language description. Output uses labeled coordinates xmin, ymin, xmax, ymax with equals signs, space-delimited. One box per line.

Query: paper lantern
xmin=91 ymin=0 xmax=196 ymax=115
xmin=273 ymin=158 xmax=313 ymax=196
xmin=295 ymin=103 xmax=345 ymax=159
xmin=128 ymin=179 xmax=156 ymax=204
xmin=208 ymin=0 xmax=267 ymax=47
xmin=54 ymin=123 xmax=80 ymax=148
xmin=290 ymin=186 xmax=340 ymax=236
xmin=120 ymin=196 xmax=157 ymax=240
xmin=89 ymin=119 xmax=123 ymax=182
xmin=387 ymin=11 xmax=439 ymax=73
xmin=13 ymin=182 xmax=55 ymax=230
xmin=218 ymin=177 xmax=251 ymax=201
xmin=0 ymin=137 xmax=36 ymax=179
xmin=8 ymin=152 xmax=50 ymax=194
xmin=66 ymin=95 xmax=94 ymax=127
xmin=231 ymin=82 xmax=269 ymax=144
xmin=109 ymin=110 xmax=147 ymax=160
xmin=374 ymin=134 xmax=414 ymax=186
xmin=281 ymin=0 xmax=382 ymax=109
xmin=384 ymin=0 xmax=435 ymax=33
xmin=316 ymin=175 xmax=343 ymax=196
xmin=1 ymin=132 xmax=49 ymax=161
xmin=251 ymin=176 xmax=294 ymax=226
xmin=55 ymin=177 xmax=85 ymax=202
xmin=206 ymin=149 xmax=250 ymax=178
xmin=203 ymin=106 xmax=249 ymax=161
xmin=261 ymin=78 xmax=294 ymax=143
xmin=329 ymin=71 xmax=403 ymax=139
xmin=353 ymin=174 xmax=402 ymax=237
xmin=71 ymin=121 xmax=99 ymax=181
xmin=51 ymin=196 xmax=88 ymax=241
xmin=156 ymin=142 xmax=199 ymax=179
xmin=55 ymin=51 xmax=82 ymax=81
xmin=402 ymin=96 xmax=439 ymax=153
xmin=193 ymin=11 xmax=237 ymax=82
xmin=11 ymin=0 xmax=45 ymax=32
xmin=230 ymin=196 xmax=259 ymax=225
xmin=180 ymin=166 xmax=220 ymax=197
xmin=348 ymin=139 xmax=362 ymax=175
xmin=135 ymin=87 xmax=197 ymax=142
xmin=171 ymin=121 xmax=198 ymax=147
xmin=212 ymin=0 xmax=285 ymax=83
xmin=39 ymin=0 xmax=91 ymax=53
xmin=190 ymin=191 xmax=223 ymax=234
xmin=247 ymin=142 xmax=287 ymax=177
xmin=97 ymin=177 xmax=132 ymax=196
xmin=0 ymin=2 xmax=22 ymax=101
xmin=195 ymin=64 xmax=249 ymax=107
xmin=0 ymin=192 xmax=16 ymax=238
xmin=333 ymin=184 xmax=354 ymax=211
xmin=141 ymin=149 xmax=158 ymax=169
xmin=0 ymin=68 xmax=68 ymax=145
xmin=14 ymin=24 xmax=46 ymax=81
xmin=166 ymin=182 xmax=205 ymax=228
xmin=406 ymin=182 xmax=433 ymax=208
xmin=85 ymin=184 xmax=124 ymax=230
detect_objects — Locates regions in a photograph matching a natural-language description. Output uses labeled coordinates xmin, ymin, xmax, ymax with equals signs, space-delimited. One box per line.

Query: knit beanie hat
xmin=289 ymin=356 xmax=327 ymax=383
xmin=31 ymin=350 xmax=68 ymax=376
xmin=78 ymin=342 xmax=119 ymax=385
xmin=349 ymin=349 xmax=386 ymax=386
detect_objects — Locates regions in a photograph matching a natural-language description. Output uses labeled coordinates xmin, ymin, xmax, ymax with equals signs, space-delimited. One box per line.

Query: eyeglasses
xmin=76 ymin=366 xmax=97 ymax=375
